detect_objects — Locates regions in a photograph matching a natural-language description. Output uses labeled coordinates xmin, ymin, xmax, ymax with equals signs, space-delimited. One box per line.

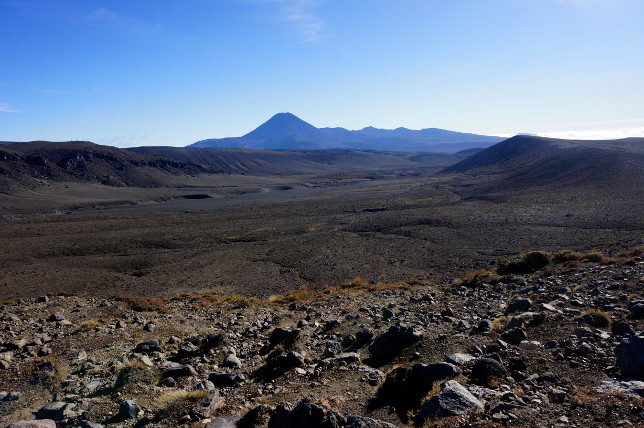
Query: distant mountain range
xmin=190 ymin=113 xmax=504 ymax=152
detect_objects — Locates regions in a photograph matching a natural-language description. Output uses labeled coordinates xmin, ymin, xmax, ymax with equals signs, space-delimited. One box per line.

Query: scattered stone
xmin=269 ymin=399 xmax=397 ymax=428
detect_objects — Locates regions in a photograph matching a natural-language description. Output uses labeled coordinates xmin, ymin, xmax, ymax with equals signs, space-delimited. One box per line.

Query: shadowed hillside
xmin=128 ymin=146 xmax=464 ymax=175
xmin=443 ymin=135 xmax=644 ymax=192
xmin=0 ymin=141 xmax=206 ymax=192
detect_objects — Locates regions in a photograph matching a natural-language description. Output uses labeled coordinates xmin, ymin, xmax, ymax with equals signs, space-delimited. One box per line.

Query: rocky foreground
xmin=0 ymin=249 xmax=642 ymax=427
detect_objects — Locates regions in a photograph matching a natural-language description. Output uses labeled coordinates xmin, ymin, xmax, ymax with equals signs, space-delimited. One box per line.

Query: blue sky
xmin=1 ymin=0 xmax=643 ymax=147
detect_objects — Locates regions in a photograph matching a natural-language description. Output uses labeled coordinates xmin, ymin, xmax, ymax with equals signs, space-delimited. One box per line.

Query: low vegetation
xmin=496 ymin=251 xmax=550 ymax=275
xmin=453 ymin=270 xmax=500 ymax=288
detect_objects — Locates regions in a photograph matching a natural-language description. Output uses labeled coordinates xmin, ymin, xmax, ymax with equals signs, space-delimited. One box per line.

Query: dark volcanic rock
xmin=501 ymin=327 xmax=527 ymax=345
xmin=255 ymin=351 xmax=305 ymax=380
xmin=368 ymin=324 xmax=423 ymax=359
xmin=269 ymin=327 xmax=301 ymax=349
xmin=505 ymin=298 xmax=532 ymax=315
xmin=615 ymin=335 xmax=644 ymax=379
xmin=209 ymin=373 xmax=244 ymax=387
xmin=471 ymin=358 xmax=508 ymax=386
xmin=118 ymin=400 xmax=140 ymax=419
xmin=134 ymin=339 xmax=159 ymax=354
xmin=268 ymin=399 xmax=397 ymax=428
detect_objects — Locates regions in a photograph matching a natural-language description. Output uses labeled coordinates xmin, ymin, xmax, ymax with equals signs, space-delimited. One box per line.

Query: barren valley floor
xmin=1 ymin=172 xmax=640 ymax=299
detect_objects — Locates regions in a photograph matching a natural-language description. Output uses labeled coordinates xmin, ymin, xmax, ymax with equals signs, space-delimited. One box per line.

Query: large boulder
xmin=595 ymin=380 xmax=644 ymax=398
xmin=406 ymin=363 xmax=461 ymax=402
xmin=470 ymin=358 xmax=507 ymax=386
xmin=268 ymin=399 xmax=397 ymax=428
xmin=615 ymin=335 xmax=644 ymax=379
xmin=368 ymin=324 xmax=423 ymax=359
xmin=501 ymin=327 xmax=527 ymax=345
xmin=413 ymin=381 xmax=484 ymax=425
xmin=268 ymin=328 xmax=301 ymax=348
xmin=505 ymin=298 xmax=532 ymax=315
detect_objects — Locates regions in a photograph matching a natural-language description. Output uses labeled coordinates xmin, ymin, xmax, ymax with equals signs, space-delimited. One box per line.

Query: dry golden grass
xmin=187 ymin=292 xmax=259 ymax=309
xmin=491 ymin=316 xmax=507 ymax=332
xmin=269 ymin=286 xmax=321 ymax=303
xmin=153 ymin=389 xmax=210 ymax=411
xmin=453 ymin=270 xmax=500 ymax=288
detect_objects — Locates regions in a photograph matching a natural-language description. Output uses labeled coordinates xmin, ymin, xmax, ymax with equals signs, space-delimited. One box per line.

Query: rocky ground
xmin=0 ymin=249 xmax=642 ymax=427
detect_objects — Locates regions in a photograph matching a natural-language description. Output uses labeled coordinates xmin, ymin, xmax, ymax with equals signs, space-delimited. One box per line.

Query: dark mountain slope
xmin=190 ymin=113 xmax=503 ymax=152
xmin=129 ymin=146 xmax=463 ymax=175
xmin=443 ymin=135 xmax=644 ymax=191
xmin=0 ymin=141 xmax=206 ymax=191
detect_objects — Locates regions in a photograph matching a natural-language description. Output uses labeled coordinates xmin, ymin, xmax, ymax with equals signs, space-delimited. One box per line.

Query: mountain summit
xmin=190 ymin=113 xmax=503 ymax=152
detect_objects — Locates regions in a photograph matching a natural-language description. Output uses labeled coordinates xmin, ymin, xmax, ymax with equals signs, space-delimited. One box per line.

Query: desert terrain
xmin=0 ymin=135 xmax=642 ymax=427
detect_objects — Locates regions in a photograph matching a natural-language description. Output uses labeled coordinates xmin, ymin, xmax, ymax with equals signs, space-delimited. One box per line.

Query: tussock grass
xmin=581 ymin=309 xmax=611 ymax=325
xmin=154 ymin=389 xmax=210 ymax=410
xmin=188 ymin=292 xmax=259 ymax=309
xmin=269 ymin=286 xmax=321 ymax=303
xmin=453 ymin=270 xmax=500 ymax=288
xmin=491 ymin=316 xmax=508 ymax=332
xmin=341 ymin=277 xmax=368 ymax=288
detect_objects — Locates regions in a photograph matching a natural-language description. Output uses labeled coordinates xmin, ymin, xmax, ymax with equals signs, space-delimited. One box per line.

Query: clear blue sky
xmin=1 ymin=0 xmax=643 ymax=147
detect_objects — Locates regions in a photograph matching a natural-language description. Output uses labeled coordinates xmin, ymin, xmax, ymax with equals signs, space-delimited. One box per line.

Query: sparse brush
xmin=581 ymin=309 xmax=611 ymax=326
xmin=552 ymin=250 xmax=582 ymax=263
xmin=341 ymin=277 xmax=368 ymax=288
xmin=73 ymin=319 xmax=105 ymax=333
xmin=491 ymin=316 xmax=507 ymax=332
xmin=152 ymin=389 xmax=212 ymax=422
xmin=114 ymin=362 xmax=160 ymax=391
xmin=224 ymin=295 xmax=258 ymax=308
xmin=581 ymin=251 xmax=604 ymax=262
xmin=496 ymin=251 xmax=550 ymax=275
xmin=453 ymin=270 xmax=500 ymax=288
xmin=270 ymin=286 xmax=321 ymax=303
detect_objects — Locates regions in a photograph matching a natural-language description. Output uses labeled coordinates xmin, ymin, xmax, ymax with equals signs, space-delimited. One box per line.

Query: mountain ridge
xmin=190 ymin=113 xmax=504 ymax=152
